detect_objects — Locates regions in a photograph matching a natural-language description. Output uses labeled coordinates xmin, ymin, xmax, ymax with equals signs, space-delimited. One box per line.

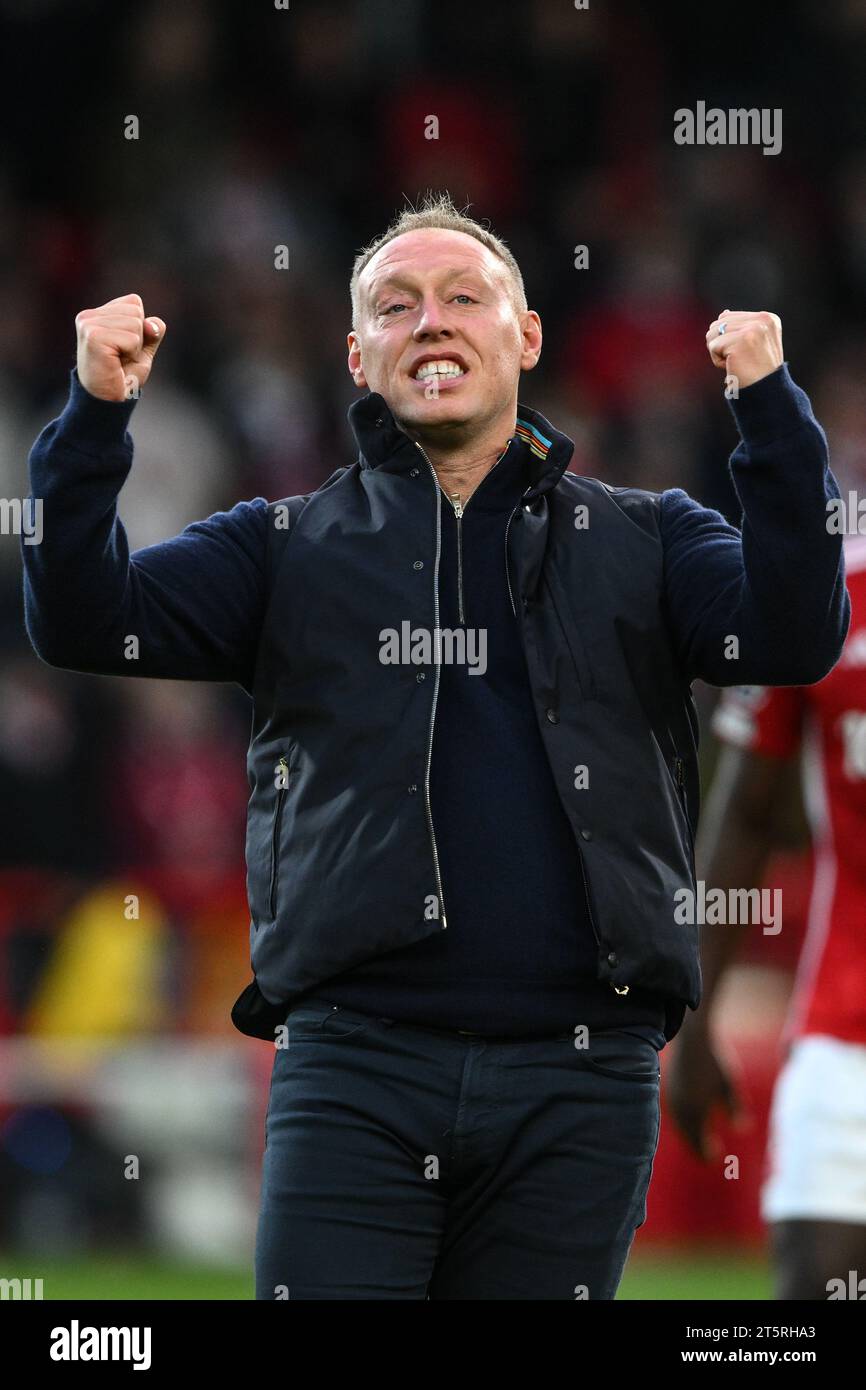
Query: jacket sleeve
xmin=21 ymin=368 xmax=269 ymax=692
xmin=660 ymin=363 xmax=850 ymax=688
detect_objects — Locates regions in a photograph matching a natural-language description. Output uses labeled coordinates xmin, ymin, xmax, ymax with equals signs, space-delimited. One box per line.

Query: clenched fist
xmin=75 ymin=293 xmax=166 ymax=402
xmin=706 ymin=309 xmax=783 ymax=391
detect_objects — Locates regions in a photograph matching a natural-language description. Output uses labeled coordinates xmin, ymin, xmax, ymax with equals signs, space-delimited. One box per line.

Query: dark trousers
xmin=255 ymin=997 xmax=661 ymax=1300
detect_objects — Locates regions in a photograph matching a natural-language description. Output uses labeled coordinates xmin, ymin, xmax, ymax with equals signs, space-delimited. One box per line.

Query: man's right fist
xmin=75 ymin=293 xmax=166 ymax=402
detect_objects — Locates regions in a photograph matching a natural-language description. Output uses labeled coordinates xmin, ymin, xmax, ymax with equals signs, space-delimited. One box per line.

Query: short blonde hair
xmin=350 ymin=191 xmax=527 ymax=328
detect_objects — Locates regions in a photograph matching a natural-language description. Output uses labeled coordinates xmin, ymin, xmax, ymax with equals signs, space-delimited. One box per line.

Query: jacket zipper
xmin=415 ymin=441 xmax=448 ymax=930
xmin=269 ymin=756 xmax=288 ymax=918
xmin=575 ymin=839 xmax=629 ymax=997
xmin=414 ymin=438 xmax=524 ymax=925
xmin=674 ymin=755 xmax=696 ymax=874
xmin=576 ymin=844 xmax=602 ymax=951
xmin=504 ymin=489 xmax=533 ymax=617
xmin=448 ymin=492 xmax=466 ymax=624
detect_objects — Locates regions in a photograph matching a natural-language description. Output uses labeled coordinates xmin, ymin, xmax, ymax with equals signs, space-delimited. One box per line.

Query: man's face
xmin=347 ymin=228 xmax=541 ymax=438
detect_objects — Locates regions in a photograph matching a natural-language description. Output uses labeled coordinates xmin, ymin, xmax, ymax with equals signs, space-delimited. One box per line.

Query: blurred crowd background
xmin=0 ymin=0 xmax=864 ymax=1289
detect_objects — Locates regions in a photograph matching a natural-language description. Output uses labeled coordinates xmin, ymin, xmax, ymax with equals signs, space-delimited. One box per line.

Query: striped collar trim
xmin=515 ymin=417 xmax=552 ymax=462
xmin=348 ymin=392 xmax=573 ymax=491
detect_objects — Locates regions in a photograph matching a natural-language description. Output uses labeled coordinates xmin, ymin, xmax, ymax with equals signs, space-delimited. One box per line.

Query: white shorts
xmin=761 ymin=1033 xmax=866 ymax=1225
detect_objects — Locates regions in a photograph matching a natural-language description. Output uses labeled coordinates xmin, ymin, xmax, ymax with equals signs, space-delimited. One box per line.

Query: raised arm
xmin=21 ymin=295 xmax=269 ymax=693
xmin=662 ymin=313 xmax=850 ymax=688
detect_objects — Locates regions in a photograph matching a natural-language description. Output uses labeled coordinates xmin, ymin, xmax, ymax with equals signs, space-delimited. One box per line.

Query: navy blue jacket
xmin=21 ymin=365 xmax=850 ymax=1043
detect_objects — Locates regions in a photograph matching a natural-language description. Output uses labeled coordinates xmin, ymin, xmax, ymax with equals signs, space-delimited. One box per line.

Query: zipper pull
xmin=449 ymin=491 xmax=463 ymax=518
xmin=674 ymin=755 xmax=684 ymax=787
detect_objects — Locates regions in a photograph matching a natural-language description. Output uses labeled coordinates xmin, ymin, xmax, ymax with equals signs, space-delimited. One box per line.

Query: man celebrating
xmin=22 ymin=194 xmax=849 ymax=1299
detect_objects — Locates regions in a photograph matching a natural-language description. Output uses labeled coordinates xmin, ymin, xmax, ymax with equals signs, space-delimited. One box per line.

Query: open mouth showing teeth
xmin=413 ymin=360 xmax=467 ymax=381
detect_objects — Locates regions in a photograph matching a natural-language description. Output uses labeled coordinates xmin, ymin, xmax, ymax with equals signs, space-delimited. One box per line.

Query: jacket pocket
xmin=268 ymin=747 xmax=294 ymax=919
xmin=542 ymin=566 xmax=597 ymax=701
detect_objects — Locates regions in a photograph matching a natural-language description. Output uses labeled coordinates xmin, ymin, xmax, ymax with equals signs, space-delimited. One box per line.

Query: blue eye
xmin=383 ymin=303 xmax=407 ymax=315
xmin=453 ymin=294 xmax=474 ymax=304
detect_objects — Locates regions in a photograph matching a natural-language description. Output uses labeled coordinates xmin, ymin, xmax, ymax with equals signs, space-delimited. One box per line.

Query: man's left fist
xmin=706 ymin=310 xmax=783 ymax=390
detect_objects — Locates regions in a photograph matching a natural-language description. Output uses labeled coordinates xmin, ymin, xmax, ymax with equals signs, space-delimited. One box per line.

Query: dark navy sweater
xmin=22 ymin=365 xmax=846 ymax=1050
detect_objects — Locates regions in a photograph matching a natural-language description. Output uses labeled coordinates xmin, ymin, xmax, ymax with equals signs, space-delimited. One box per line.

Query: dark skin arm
xmin=665 ymin=741 xmax=806 ymax=1160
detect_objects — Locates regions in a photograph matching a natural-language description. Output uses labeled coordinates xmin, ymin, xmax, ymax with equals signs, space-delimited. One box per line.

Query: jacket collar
xmin=347 ymin=391 xmax=575 ymax=501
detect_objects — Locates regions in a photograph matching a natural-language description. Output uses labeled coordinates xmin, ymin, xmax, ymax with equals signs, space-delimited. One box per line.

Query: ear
xmin=347 ymin=331 xmax=368 ymax=388
xmin=518 ymin=310 xmax=543 ymax=372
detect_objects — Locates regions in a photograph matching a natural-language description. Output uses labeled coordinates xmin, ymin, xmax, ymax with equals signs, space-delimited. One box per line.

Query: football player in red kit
xmin=669 ymin=535 xmax=866 ymax=1299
